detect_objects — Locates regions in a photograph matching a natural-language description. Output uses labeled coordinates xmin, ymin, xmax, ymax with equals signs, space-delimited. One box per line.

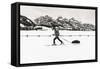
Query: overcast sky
xmin=20 ymin=5 xmax=95 ymax=25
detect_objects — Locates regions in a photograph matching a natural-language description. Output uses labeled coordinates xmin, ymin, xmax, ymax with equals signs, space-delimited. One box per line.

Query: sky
xmin=20 ymin=5 xmax=95 ymax=25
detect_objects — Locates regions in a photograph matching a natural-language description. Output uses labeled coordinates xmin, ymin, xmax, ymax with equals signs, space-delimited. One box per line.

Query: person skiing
xmin=52 ymin=26 xmax=64 ymax=45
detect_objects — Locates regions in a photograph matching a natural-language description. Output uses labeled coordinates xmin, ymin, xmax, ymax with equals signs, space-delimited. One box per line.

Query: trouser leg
xmin=53 ymin=37 xmax=57 ymax=44
xmin=57 ymin=37 xmax=63 ymax=44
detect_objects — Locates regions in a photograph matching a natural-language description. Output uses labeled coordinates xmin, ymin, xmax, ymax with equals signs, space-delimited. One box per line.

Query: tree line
xmin=20 ymin=15 xmax=95 ymax=31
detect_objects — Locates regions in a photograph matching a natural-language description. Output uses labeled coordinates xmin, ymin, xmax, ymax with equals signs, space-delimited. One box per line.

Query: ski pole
xmin=60 ymin=37 xmax=72 ymax=43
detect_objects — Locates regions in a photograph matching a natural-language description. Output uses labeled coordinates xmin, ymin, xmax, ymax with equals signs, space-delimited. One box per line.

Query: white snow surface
xmin=20 ymin=30 xmax=95 ymax=64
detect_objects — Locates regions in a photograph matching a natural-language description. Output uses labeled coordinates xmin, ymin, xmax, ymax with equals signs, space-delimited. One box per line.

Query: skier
xmin=52 ymin=26 xmax=64 ymax=45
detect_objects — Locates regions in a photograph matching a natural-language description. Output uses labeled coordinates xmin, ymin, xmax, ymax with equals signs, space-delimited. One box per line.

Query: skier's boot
xmin=60 ymin=42 xmax=64 ymax=45
xmin=52 ymin=44 xmax=56 ymax=46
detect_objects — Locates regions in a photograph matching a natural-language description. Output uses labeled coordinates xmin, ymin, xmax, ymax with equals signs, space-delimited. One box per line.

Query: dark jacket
xmin=54 ymin=28 xmax=59 ymax=36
